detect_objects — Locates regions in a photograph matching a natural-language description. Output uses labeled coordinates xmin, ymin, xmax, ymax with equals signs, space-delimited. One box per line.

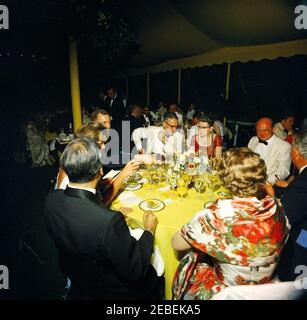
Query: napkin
xmin=118 ymin=191 xmax=142 ymax=206
xmin=129 ymin=227 xmax=165 ymax=276
xmin=103 ymin=170 xmax=121 ymax=180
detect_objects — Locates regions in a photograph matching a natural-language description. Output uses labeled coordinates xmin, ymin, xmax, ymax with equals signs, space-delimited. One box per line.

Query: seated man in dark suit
xmin=125 ymin=105 xmax=145 ymax=153
xmin=142 ymin=106 xmax=154 ymax=127
xmin=126 ymin=105 xmax=145 ymax=133
xmin=273 ymin=131 xmax=307 ymax=281
xmin=45 ymin=137 xmax=163 ymax=299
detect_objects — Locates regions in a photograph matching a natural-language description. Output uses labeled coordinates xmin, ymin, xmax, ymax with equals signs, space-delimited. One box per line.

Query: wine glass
xmin=194 ymin=176 xmax=205 ymax=193
xmin=144 ymin=163 xmax=155 ymax=190
xmin=168 ymin=172 xmax=178 ymax=191
xmin=156 ymin=165 xmax=165 ymax=184
xmin=211 ymin=174 xmax=222 ymax=192
xmin=177 ymin=177 xmax=188 ymax=198
xmin=203 ymin=173 xmax=217 ymax=202
xmin=182 ymin=172 xmax=192 ymax=188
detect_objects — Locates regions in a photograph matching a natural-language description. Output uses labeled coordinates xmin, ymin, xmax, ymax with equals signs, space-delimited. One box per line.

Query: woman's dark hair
xmin=60 ymin=137 xmax=103 ymax=183
xmin=198 ymin=116 xmax=214 ymax=127
xmin=280 ymin=110 xmax=294 ymax=121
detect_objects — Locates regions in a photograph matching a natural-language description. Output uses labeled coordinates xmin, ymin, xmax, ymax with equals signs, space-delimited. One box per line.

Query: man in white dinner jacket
xmin=132 ymin=112 xmax=184 ymax=158
xmin=248 ymin=117 xmax=291 ymax=185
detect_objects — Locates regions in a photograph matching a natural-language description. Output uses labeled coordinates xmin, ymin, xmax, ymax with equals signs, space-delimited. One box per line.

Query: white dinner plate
xmin=125 ymin=183 xmax=142 ymax=191
xmin=139 ymin=199 xmax=165 ymax=212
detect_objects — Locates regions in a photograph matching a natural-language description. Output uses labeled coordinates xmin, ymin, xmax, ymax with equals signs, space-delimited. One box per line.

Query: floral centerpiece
xmin=173 ymin=151 xmax=212 ymax=175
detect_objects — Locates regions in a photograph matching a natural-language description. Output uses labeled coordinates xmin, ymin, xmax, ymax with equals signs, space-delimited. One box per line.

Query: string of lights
xmin=0 ymin=52 xmax=48 ymax=61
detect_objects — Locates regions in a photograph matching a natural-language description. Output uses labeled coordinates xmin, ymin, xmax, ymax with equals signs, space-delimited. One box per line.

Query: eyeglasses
xmin=165 ymin=121 xmax=178 ymax=129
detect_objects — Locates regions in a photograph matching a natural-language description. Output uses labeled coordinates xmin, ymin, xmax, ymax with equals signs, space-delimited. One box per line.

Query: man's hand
xmin=143 ymin=211 xmax=158 ymax=235
xmin=121 ymin=160 xmax=140 ymax=179
xmin=263 ymin=183 xmax=275 ymax=197
xmin=119 ymin=207 xmax=133 ymax=217
xmin=275 ymin=180 xmax=289 ymax=188
xmin=134 ymin=154 xmax=154 ymax=164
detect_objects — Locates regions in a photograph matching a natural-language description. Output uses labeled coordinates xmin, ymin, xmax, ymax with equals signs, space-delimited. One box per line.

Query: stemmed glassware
xmin=194 ymin=175 xmax=205 ymax=194
xmin=156 ymin=163 xmax=166 ymax=184
xmin=182 ymin=172 xmax=192 ymax=188
xmin=168 ymin=171 xmax=178 ymax=191
xmin=203 ymin=173 xmax=220 ymax=202
xmin=177 ymin=176 xmax=188 ymax=198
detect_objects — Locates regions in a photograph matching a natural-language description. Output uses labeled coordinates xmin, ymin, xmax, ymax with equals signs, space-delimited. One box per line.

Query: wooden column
xmin=225 ymin=63 xmax=231 ymax=100
xmin=68 ymin=37 xmax=82 ymax=132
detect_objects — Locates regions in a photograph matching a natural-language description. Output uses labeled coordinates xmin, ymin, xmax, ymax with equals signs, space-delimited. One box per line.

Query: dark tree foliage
xmin=52 ymin=0 xmax=139 ymax=73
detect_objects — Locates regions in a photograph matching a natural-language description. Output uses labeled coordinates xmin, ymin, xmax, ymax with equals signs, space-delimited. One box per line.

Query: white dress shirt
xmin=248 ymin=134 xmax=291 ymax=184
xmin=186 ymin=110 xmax=195 ymax=120
xmin=142 ymin=114 xmax=150 ymax=126
xmin=175 ymin=112 xmax=183 ymax=126
xmin=187 ymin=125 xmax=198 ymax=147
xmin=68 ymin=184 xmax=96 ymax=194
xmin=109 ymin=95 xmax=117 ymax=108
xmin=254 ymin=135 xmax=274 ymax=161
xmin=299 ymin=165 xmax=307 ymax=174
xmin=132 ymin=126 xmax=184 ymax=156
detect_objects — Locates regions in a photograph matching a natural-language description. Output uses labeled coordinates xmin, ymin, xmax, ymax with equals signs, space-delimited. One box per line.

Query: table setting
xmin=111 ymin=151 xmax=231 ymax=299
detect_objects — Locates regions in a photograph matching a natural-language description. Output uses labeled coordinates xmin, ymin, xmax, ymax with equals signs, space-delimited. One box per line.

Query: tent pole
xmin=178 ymin=68 xmax=181 ymax=104
xmin=147 ymin=72 xmax=150 ymax=106
xmin=225 ymin=63 xmax=231 ymax=100
xmin=68 ymin=37 xmax=82 ymax=132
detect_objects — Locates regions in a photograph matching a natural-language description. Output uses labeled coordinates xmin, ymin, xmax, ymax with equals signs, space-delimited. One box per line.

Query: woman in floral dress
xmin=172 ymin=147 xmax=290 ymax=300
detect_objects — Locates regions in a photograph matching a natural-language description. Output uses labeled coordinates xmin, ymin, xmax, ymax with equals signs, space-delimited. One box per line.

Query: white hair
xmin=293 ymin=131 xmax=307 ymax=159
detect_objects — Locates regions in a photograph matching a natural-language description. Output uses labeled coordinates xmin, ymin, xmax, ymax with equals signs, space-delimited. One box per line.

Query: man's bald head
xmin=256 ymin=117 xmax=273 ymax=141
xmin=256 ymin=117 xmax=273 ymax=128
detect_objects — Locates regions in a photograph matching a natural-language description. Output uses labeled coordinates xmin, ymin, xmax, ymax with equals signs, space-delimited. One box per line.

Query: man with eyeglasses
xmin=132 ymin=112 xmax=184 ymax=157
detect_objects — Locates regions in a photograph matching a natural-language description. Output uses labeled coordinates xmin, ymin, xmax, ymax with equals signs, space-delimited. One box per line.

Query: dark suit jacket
xmin=104 ymin=95 xmax=125 ymax=131
xmin=126 ymin=115 xmax=144 ymax=135
xmin=45 ymin=187 xmax=160 ymax=299
xmin=275 ymin=167 xmax=307 ymax=281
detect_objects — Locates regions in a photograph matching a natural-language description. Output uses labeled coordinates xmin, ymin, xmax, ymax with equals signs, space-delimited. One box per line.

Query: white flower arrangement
xmin=172 ymin=151 xmax=212 ymax=174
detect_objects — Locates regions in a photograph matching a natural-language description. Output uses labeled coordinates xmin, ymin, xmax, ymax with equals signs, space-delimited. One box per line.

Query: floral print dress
xmin=172 ymin=196 xmax=290 ymax=300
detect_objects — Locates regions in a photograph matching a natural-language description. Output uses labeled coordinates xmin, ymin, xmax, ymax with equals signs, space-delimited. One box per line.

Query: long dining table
xmin=111 ymin=174 xmax=225 ymax=300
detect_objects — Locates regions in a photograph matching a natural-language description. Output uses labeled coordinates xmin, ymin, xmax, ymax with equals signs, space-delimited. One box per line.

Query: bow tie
xmin=258 ymin=139 xmax=268 ymax=145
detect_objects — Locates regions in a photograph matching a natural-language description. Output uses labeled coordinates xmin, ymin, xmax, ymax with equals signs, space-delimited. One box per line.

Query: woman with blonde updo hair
xmin=171 ymin=147 xmax=290 ymax=300
xmin=218 ymin=147 xmax=267 ymax=199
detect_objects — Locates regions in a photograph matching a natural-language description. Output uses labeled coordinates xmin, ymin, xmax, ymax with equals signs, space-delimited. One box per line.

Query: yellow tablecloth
xmin=112 ymin=180 xmax=223 ymax=300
